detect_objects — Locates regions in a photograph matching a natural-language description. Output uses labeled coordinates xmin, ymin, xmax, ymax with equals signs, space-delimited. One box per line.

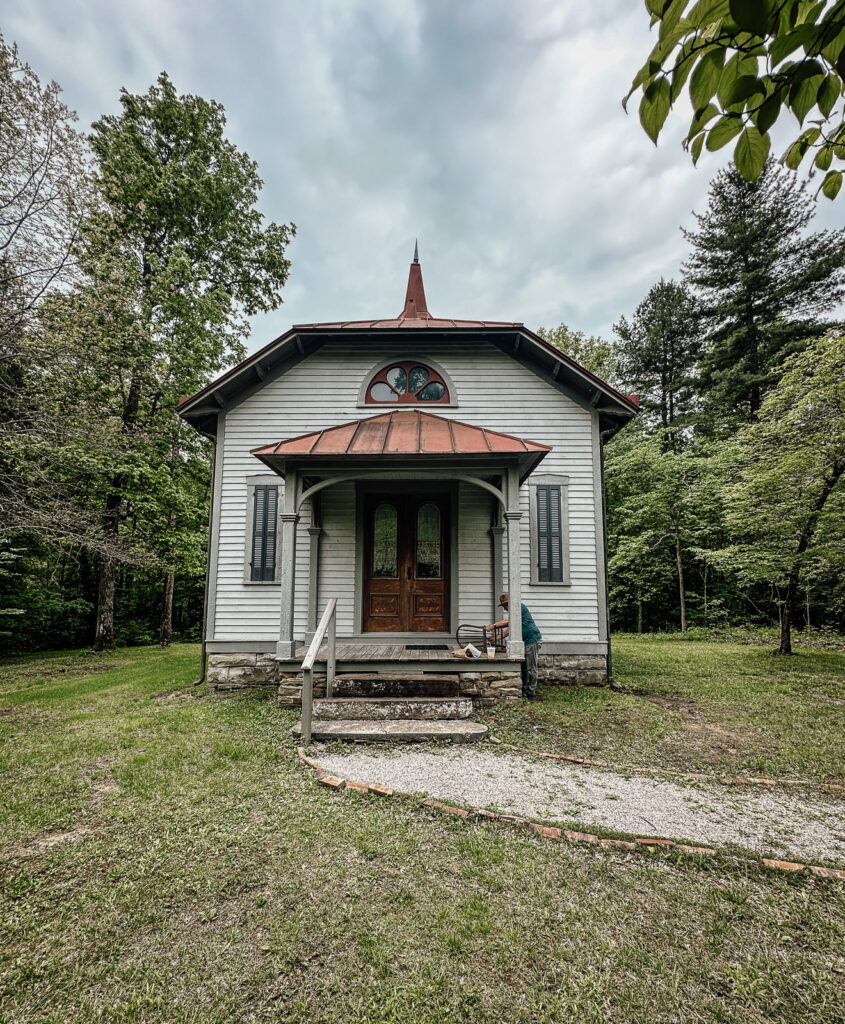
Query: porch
xmin=251 ymin=408 xmax=552 ymax=667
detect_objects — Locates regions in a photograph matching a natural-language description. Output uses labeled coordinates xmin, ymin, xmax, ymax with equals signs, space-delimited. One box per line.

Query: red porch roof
xmin=251 ymin=409 xmax=551 ymax=479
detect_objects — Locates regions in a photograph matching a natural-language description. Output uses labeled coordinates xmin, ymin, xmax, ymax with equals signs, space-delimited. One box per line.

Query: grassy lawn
xmin=0 ymin=641 xmax=843 ymax=1023
xmin=480 ymin=634 xmax=845 ymax=785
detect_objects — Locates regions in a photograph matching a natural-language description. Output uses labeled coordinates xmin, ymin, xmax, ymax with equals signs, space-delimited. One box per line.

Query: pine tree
xmin=613 ymin=279 xmax=699 ymax=433
xmin=684 ymin=160 xmax=845 ymax=428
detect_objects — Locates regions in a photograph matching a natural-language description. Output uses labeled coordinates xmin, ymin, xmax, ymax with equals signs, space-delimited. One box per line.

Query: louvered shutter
xmin=536 ymin=484 xmax=563 ymax=583
xmin=251 ymin=485 xmax=278 ymax=581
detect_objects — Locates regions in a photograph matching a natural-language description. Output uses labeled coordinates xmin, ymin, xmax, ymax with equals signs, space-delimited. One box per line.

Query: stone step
xmin=292 ymin=719 xmax=488 ymax=743
xmin=331 ymin=673 xmax=460 ymax=698
xmin=313 ymin=696 xmax=473 ymax=721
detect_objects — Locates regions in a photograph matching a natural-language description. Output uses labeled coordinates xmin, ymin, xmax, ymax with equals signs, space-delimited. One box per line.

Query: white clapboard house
xmin=178 ymin=250 xmax=637 ymax=740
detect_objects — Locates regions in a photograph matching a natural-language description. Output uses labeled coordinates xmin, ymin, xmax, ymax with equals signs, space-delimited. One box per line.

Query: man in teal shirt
xmin=486 ymin=592 xmax=542 ymax=700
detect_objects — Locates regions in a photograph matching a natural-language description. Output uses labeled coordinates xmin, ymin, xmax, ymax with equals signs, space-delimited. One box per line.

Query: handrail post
xmin=302 ymin=666 xmax=313 ymax=746
xmin=298 ymin=597 xmax=337 ymax=745
xmin=326 ymin=604 xmax=336 ymax=698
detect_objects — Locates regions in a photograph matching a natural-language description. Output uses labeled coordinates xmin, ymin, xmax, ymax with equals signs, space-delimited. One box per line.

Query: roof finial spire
xmin=399 ymin=242 xmax=430 ymax=319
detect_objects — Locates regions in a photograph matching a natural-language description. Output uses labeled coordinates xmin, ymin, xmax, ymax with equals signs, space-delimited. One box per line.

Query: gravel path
xmin=313 ymin=745 xmax=845 ymax=863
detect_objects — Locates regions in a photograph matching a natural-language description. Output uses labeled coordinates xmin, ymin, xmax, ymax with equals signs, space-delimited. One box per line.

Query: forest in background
xmin=1 ymin=36 xmax=844 ymax=657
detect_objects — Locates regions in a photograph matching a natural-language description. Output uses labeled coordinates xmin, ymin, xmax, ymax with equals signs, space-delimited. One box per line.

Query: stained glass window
xmin=416 ymin=502 xmax=441 ymax=578
xmin=366 ymin=361 xmax=449 ymax=404
xmin=373 ymin=503 xmax=398 ymax=577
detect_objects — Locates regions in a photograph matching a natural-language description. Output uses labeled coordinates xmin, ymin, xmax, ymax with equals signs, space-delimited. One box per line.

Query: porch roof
xmin=251 ymin=409 xmax=551 ymax=480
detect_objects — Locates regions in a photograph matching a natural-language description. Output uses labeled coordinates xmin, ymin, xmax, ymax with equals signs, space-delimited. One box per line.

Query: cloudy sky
xmin=5 ymin=0 xmax=841 ymax=352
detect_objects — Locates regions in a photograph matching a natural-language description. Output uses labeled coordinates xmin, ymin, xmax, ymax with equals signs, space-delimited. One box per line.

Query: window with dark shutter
xmin=250 ymin=485 xmax=278 ymax=581
xmin=536 ymin=484 xmax=563 ymax=583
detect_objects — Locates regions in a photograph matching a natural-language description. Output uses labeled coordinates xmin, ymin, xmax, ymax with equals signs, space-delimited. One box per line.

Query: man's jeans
xmin=521 ymin=641 xmax=539 ymax=699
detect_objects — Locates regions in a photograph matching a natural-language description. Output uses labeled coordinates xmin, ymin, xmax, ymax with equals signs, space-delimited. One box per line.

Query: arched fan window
xmin=365 ymin=361 xmax=450 ymax=404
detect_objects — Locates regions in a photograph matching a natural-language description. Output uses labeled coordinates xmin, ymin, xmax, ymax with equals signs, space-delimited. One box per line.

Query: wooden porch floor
xmin=280 ymin=643 xmax=521 ymax=666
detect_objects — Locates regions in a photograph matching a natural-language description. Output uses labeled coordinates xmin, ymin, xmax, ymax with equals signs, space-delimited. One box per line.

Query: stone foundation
xmin=205 ymin=652 xmax=607 ymax=698
xmin=538 ymin=654 xmax=607 ymax=686
xmin=456 ymin=671 xmax=522 ymax=705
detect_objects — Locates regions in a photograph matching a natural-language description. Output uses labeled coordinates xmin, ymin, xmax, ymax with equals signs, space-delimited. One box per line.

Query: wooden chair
xmin=455 ymin=624 xmax=507 ymax=653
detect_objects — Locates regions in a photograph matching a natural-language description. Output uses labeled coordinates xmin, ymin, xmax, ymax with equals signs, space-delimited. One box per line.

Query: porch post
xmin=276 ymin=468 xmax=300 ymax=659
xmin=504 ymin=465 xmax=524 ymax=659
xmin=491 ymin=511 xmax=505 ymax=623
xmin=306 ymin=494 xmax=322 ymax=635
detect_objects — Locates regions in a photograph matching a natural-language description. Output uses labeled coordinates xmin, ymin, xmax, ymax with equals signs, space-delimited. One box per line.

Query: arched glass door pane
xmin=372 ymin=503 xmax=398 ymax=577
xmin=416 ymin=502 xmax=441 ymax=578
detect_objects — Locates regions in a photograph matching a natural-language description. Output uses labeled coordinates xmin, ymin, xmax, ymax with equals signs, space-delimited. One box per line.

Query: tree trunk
xmin=779 ymin=585 xmax=794 ymax=656
xmin=805 ymin=589 xmax=811 ymax=629
xmin=675 ymin=528 xmax=687 ymax=632
xmin=637 ymin=598 xmax=643 ymax=634
xmin=94 ymin=489 xmax=121 ymax=650
xmin=94 ymin=554 xmax=115 ymax=649
xmin=778 ymin=462 xmax=845 ymax=654
xmin=160 ymin=569 xmax=175 ymax=647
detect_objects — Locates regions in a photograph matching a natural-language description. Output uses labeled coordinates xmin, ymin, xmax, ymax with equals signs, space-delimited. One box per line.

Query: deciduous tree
xmin=70 ymin=72 xmax=295 ymax=648
xmin=626 ymin=0 xmax=845 ymax=199
xmin=709 ymin=331 xmax=845 ymax=654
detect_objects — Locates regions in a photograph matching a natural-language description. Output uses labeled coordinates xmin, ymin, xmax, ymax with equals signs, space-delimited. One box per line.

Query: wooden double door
xmin=363 ymin=493 xmax=450 ymax=632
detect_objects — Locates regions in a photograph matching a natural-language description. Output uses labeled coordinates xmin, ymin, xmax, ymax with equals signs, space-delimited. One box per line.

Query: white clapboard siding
xmin=213 ymin=338 xmax=600 ymax=643
xmin=458 ymin=482 xmax=496 ymax=626
xmin=316 ymin=482 xmax=357 ymax=636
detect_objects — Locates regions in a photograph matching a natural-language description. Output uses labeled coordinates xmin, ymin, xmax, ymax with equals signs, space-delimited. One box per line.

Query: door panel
xmin=363 ymin=493 xmax=449 ymax=632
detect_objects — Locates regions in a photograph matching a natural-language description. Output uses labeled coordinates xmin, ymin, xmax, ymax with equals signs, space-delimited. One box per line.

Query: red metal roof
xmin=251 ymin=409 xmax=552 ymax=459
xmin=291 ymin=316 xmax=521 ymax=330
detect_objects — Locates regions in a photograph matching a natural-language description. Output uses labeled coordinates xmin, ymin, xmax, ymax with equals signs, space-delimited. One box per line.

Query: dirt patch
xmin=58 ymin=663 xmax=116 ymax=676
xmin=2 ymin=826 xmax=95 ymax=861
xmin=91 ymin=780 xmax=121 ymax=803
xmin=154 ymin=688 xmax=195 ymax=702
xmin=641 ymin=693 xmax=702 ymax=716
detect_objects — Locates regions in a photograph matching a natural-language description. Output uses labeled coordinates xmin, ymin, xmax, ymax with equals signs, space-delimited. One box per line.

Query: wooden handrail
xmin=300 ymin=598 xmax=337 ymax=745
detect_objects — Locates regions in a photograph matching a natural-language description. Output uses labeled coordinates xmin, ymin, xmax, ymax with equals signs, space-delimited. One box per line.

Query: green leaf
xmin=755 ymin=92 xmax=782 ymax=132
xmin=717 ymin=52 xmax=758 ymax=106
xmin=623 ymin=62 xmax=652 ymax=111
xmin=671 ymin=45 xmax=697 ymax=101
xmin=821 ymin=169 xmax=842 ymax=199
xmin=659 ymin=0 xmax=688 ymax=41
xmin=789 ymin=71 xmax=824 ymax=124
xmin=640 ymin=77 xmax=672 ymax=144
xmin=690 ymin=47 xmax=726 ymax=108
xmin=687 ymin=0 xmax=731 ymax=29
xmin=706 ymin=114 xmax=744 ymax=150
xmin=729 ymin=0 xmax=773 ymax=36
xmin=770 ymin=26 xmax=815 ymax=65
xmin=689 ymin=101 xmax=721 ymax=136
xmin=815 ymin=145 xmax=833 ymax=170
xmin=783 ymin=138 xmax=809 ymax=169
xmin=817 ymin=75 xmax=841 ymax=119
xmin=691 ymin=132 xmax=706 ymax=164
xmin=727 ymin=74 xmax=765 ymax=104
xmin=734 ymin=124 xmax=771 ymax=179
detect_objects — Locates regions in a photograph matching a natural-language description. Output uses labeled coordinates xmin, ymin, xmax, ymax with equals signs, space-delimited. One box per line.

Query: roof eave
xmin=177 ymin=322 xmax=639 ymax=429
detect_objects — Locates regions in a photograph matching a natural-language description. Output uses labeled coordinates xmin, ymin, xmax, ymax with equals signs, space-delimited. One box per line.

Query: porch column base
xmin=276 ymin=640 xmax=296 ymax=659
xmin=507 ymin=639 xmax=525 ymax=659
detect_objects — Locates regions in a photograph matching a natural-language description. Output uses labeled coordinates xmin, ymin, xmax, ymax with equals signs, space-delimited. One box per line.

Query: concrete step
xmin=331 ymin=673 xmax=460 ymax=698
xmin=313 ymin=696 xmax=473 ymax=721
xmin=292 ymin=719 xmax=488 ymax=743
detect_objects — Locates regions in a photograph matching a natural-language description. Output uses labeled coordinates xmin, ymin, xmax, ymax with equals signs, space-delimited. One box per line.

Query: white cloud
xmin=5 ymin=0 xmax=842 ymax=351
